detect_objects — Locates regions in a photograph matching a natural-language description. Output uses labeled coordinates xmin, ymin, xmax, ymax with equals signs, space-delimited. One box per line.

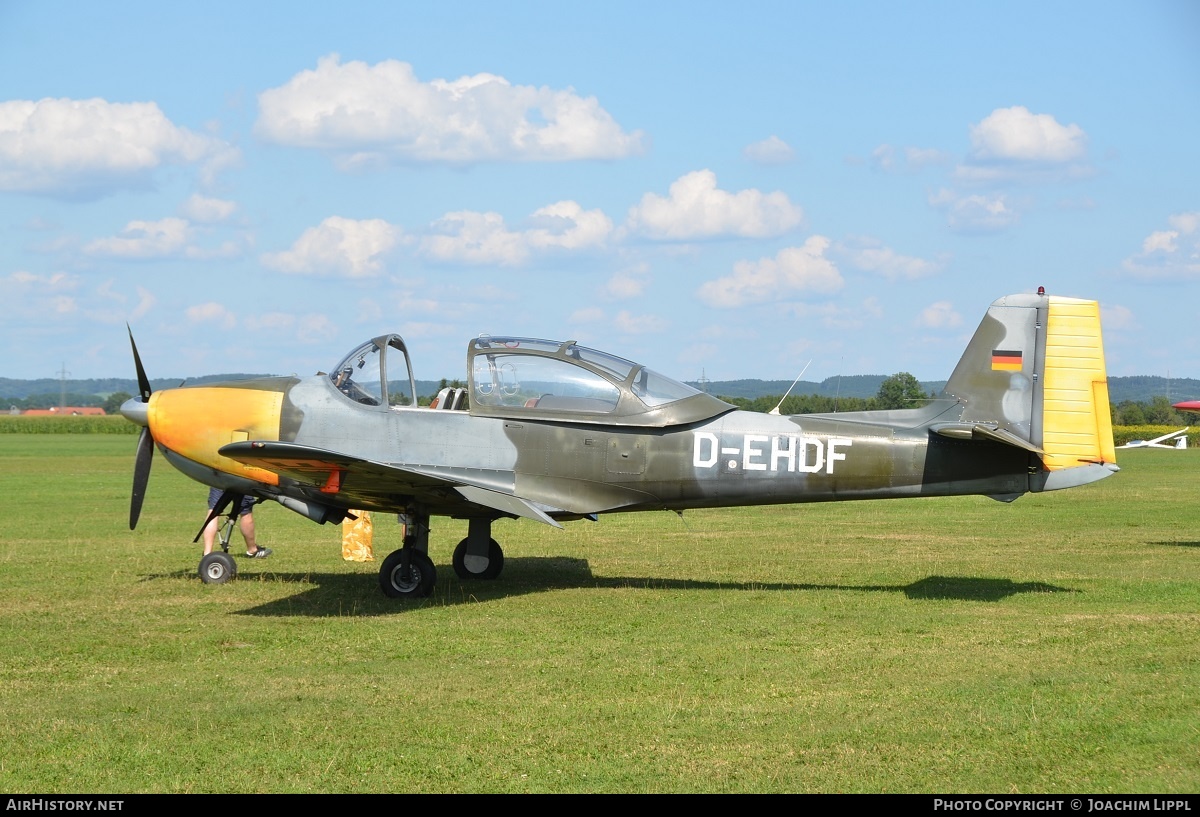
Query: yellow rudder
xmin=1040 ymin=297 xmax=1117 ymax=470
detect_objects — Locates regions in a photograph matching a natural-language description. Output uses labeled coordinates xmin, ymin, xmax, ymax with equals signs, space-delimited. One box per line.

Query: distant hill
xmin=687 ymin=375 xmax=1200 ymax=404
xmin=0 ymin=375 xmax=457 ymax=403
xmin=3 ymin=374 xmax=1198 ymax=405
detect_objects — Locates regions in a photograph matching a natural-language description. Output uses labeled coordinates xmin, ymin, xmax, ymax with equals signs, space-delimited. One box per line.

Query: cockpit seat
xmin=431 ymin=387 xmax=467 ymax=410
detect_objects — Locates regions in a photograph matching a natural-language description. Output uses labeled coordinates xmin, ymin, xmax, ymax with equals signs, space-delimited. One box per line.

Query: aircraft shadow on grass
xmin=151 ymin=558 xmax=1076 ymax=617
xmin=1152 ymin=540 xmax=1200 ymax=549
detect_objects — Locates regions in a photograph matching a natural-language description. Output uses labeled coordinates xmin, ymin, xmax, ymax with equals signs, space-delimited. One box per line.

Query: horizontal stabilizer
xmin=930 ymin=423 xmax=1044 ymax=455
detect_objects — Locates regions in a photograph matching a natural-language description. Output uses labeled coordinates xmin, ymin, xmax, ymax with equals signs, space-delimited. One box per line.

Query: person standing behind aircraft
xmin=202 ymin=487 xmax=271 ymax=559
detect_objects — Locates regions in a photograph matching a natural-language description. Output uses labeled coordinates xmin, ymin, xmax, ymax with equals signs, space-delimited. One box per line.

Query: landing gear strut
xmin=377 ymin=514 xmax=507 ymax=597
xmin=452 ymin=518 xmax=504 ymax=580
xmin=198 ymin=515 xmax=239 ymax=585
xmin=379 ymin=510 xmax=436 ymax=598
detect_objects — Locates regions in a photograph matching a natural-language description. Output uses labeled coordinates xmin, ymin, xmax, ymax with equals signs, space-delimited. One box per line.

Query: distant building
xmin=22 ymin=407 xmax=106 ymax=416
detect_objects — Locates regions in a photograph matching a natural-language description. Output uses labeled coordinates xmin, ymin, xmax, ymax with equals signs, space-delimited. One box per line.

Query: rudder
xmin=940 ymin=292 xmax=1118 ymax=492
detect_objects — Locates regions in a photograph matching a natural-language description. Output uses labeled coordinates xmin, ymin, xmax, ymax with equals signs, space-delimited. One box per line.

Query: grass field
xmin=1 ymin=434 xmax=1197 ymax=793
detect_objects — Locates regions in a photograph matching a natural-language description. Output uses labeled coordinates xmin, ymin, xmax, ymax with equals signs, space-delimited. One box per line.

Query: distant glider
xmin=122 ymin=292 xmax=1119 ymax=597
xmin=1117 ymin=428 xmax=1189 ymax=450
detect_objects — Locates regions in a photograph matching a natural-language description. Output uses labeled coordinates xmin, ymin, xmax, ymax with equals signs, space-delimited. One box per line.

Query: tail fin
xmin=939 ymin=292 xmax=1118 ymax=491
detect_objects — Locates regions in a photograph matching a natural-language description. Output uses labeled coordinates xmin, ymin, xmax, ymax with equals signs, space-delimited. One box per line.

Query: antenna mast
xmin=57 ymin=362 xmax=70 ymax=410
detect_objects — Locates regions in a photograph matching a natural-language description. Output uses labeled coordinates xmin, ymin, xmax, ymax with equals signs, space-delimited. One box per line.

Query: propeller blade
xmin=192 ymin=490 xmax=242 ymax=543
xmin=130 ymin=426 xmax=153 ymax=530
xmin=127 ymin=324 xmax=152 ymax=402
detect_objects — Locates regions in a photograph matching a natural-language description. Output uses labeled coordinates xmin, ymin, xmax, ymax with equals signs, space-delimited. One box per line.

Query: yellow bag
xmin=341 ymin=511 xmax=374 ymax=562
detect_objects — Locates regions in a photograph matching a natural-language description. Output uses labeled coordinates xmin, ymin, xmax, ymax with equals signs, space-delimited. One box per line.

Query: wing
xmin=219 ymin=440 xmax=564 ymax=527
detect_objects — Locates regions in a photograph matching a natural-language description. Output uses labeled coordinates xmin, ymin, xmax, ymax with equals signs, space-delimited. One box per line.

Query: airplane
xmin=1117 ymin=428 xmax=1189 ymax=449
xmin=122 ymin=291 xmax=1119 ymax=597
xmin=1175 ymin=400 xmax=1200 ymax=413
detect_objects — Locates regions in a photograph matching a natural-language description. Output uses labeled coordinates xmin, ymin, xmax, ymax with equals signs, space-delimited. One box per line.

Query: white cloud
xmin=7 ymin=271 xmax=76 ymax=290
xmin=397 ymin=320 xmax=459 ymax=340
xmin=254 ymin=54 xmax=645 ymax=166
xmin=870 ymin=144 xmax=950 ymax=173
xmin=185 ymin=302 xmax=236 ymax=330
xmin=262 ymin=216 xmax=403 ymax=277
xmin=697 ymin=236 xmax=843 ymax=307
xmin=420 ymin=201 xmax=611 ymax=266
xmin=929 ymin=189 xmax=1020 ymax=233
xmin=181 ymin=194 xmax=237 ymax=224
xmin=782 ymin=297 xmax=881 ymax=330
xmin=81 ymin=215 xmax=250 ymax=261
xmin=570 ymin=307 xmax=605 ymax=322
xmin=743 ymin=135 xmax=795 ymax=165
xmin=423 ymin=211 xmax=526 ymax=265
xmin=871 ymin=144 xmax=897 ymax=172
xmin=83 ymin=218 xmax=192 ymax=258
xmin=295 ymin=314 xmax=338 ymax=344
xmin=626 ymin=170 xmax=803 ymax=240
xmin=905 ymin=147 xmax=951 ymax=169
xmin=0 ymin=98 xmax=232 ymax=198
xmin=240 ymin=310 xmax=337 ymax=343
xmin=915 ymin=300 xmax=962 ymax=329
xmin=614 ymin=310 xmax=668 ymax=334
xmin=838 ymin=237 xmax=941 ymax=280
xmin=131 ymin=286 xmax=155 ymax=321
xmin=1 ymin=273 xmax=155 ymax=331
xmin=969 ymin=106 xmax=1087 ymax=163
xmin=955 ymin=106 xmax=1092 ymax=185
xmin=1101 ymin=304 xmax=1138 ymax=331
xmin=1170 ymin=212 xmax=1200 ymax=233
xmin=604 ymin=264 xmax=651 ymax=299
xmin=525 ymin=201 xmax=613 ymax=251
xmin=243 ymin=312 xmax=296 ymax=332
xmin=1122 ymin=211 xmax=1200 ymax=281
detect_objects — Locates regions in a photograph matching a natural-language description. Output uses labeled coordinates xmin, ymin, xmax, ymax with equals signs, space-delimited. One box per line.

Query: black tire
xmin=199 ymin=552 xmax=237 ymax=584
xmin=379 ymin=548 xmax=436 ymax=598
xmin=452 ymin=537 xmax=504 ymax=580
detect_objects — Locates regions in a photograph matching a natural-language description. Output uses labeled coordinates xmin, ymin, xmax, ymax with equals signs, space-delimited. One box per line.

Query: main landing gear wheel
xmin=379 ymin=549 xmax=436 ymax=598
xmin=452 ymin=537 xmax=504 ymax=580
xmin=199 ymin=552 xmax=237 ymax=584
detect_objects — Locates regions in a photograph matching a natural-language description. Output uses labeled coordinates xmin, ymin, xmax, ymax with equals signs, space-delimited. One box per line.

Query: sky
xmin=1 ymin=1 xmax=1198 ymax=387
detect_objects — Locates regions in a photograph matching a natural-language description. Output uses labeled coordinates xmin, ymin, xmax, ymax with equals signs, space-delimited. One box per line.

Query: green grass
xmin=0 ymin=434 xmax=1197 ymax=793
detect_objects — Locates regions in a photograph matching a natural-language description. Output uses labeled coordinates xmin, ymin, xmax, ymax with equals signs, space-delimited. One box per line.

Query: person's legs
xmin=239 ymin=513 xmax=258 ymax=554
xmin=201 ymin=514 xmax=219 ymax=556
xmin=240 ymin=507 xmax=271 ymax=558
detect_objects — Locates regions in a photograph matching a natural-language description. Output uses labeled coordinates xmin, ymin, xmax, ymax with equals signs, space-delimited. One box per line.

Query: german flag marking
xmin=991 ymin=349 xmax=1023 ymax=371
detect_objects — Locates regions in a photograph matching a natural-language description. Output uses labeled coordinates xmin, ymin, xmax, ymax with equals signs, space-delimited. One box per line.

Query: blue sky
xmin=1 ymin=1 xmax=1197 ymax=386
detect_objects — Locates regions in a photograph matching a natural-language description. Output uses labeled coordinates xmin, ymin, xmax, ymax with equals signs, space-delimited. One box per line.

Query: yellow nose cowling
xmin=148 ymin=387 xmax=284 ymax=485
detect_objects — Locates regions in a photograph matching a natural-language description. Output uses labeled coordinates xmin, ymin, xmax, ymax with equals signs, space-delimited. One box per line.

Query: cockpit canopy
xmin=329 ymin=334 xmax=418 ymax=408
xmin=467 ymin=336 xmax=734 ymax=427
xmin=327 ymin=333 xmax=735 ymax=427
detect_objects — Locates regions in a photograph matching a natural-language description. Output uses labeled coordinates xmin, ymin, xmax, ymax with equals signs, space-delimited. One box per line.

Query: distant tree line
xmin=1109 ymin=396 xmax=1192 ymax=426
xmin=2 ymin=392 xmax=132 ymax=413
xmin=3 ymin=374 xmax=1195 ymax=426
xmin=720 ymin=372 xmax=933 ymax=414
xmin=722 ymin=373 xmax=1197 ymax=426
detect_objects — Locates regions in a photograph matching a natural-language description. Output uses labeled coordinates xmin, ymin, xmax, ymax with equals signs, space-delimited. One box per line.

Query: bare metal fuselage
xmin=156 ymin=372 xmax=1029 ymax=525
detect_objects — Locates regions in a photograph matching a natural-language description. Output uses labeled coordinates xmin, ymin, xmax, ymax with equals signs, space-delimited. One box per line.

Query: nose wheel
xmin=199 ymin=551 xmax=237 ymax=584
xmin=198 ymin=514 xmax=239 ymax=585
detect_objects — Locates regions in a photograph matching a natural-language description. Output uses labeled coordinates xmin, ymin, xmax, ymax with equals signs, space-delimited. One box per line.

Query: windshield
xmin=631 ymin=367 xmax=703 ymax=407
xmin=330 ymin=336 xmax=416 ymax=407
